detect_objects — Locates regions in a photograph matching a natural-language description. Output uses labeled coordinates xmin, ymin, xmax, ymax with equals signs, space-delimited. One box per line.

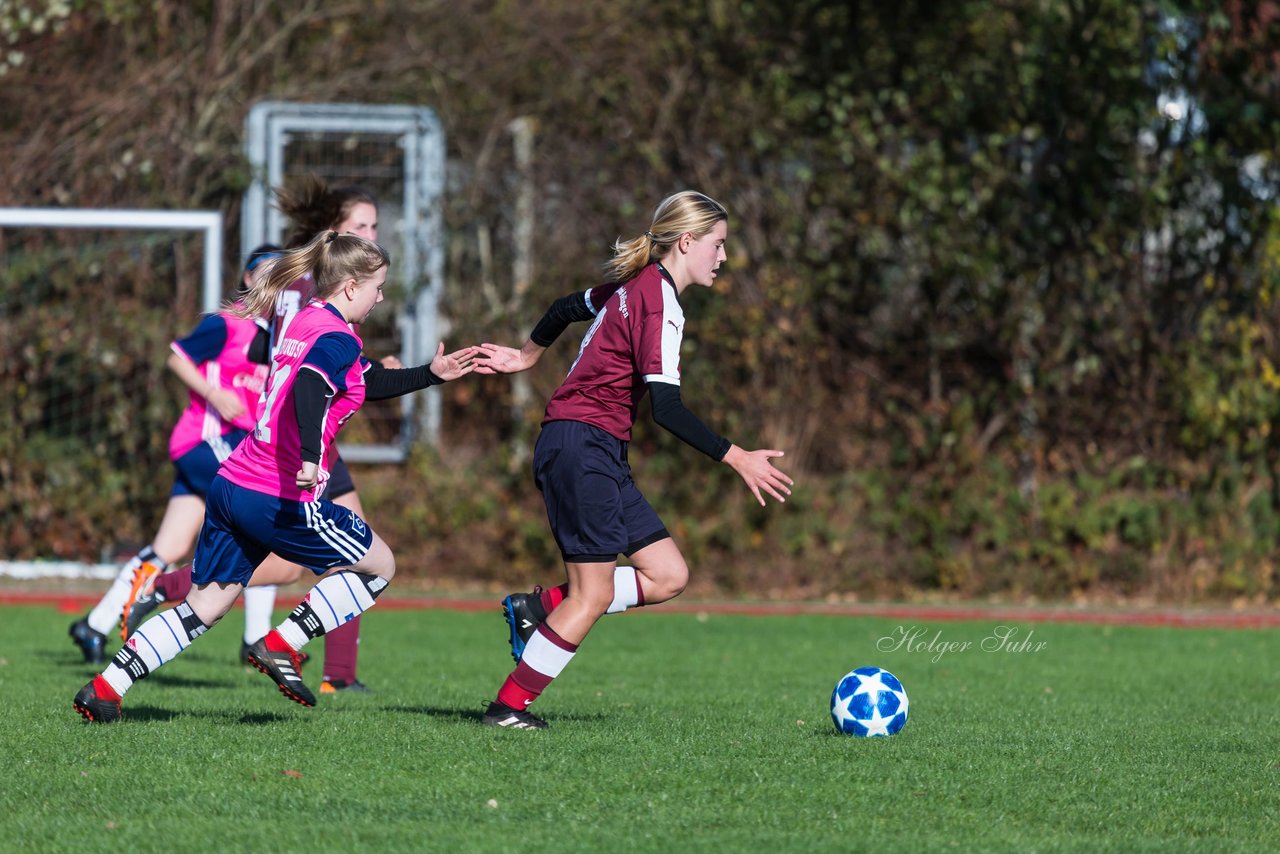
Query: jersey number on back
xmin=254 ymin=364 xmax=292 ymax=444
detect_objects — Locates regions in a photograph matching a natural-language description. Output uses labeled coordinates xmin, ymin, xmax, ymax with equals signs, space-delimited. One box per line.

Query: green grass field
xmin=1 ymin=602 xmax=1276 ymax=851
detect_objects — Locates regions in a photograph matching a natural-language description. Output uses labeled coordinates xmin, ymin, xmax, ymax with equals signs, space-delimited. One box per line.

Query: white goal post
xmin=241 ymin=101 xmax=447 ymax=461
xmin=0 ymin=207 xmax=224 ymax=313
xmin=0 ymin=206 xmax=224 ymax=580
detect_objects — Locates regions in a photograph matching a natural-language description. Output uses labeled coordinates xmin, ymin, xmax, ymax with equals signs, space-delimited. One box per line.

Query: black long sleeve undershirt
xmin=363 ymin=360 xmax=444 ymax=400
xmin=648 ymin=381 xmax=731 ymax=461
xmin=292 ymin=361 xmax=444 ymax=463
xmin=530 ymin=292 xmax=597 ymax=347
xmin=293 ymin=370 xmax=331 ymax=464
xmin=247 ymin=321 xmax=272 ymax=365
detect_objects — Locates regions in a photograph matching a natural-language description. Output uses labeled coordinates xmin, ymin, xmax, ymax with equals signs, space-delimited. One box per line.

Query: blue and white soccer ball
xmin=830 ymin=666 xmax=909 ymax=737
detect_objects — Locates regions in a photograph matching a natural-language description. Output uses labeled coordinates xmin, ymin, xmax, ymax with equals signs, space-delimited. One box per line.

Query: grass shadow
xmin=384 ymin=704 xmax=609 ymax=726
xmin=146 ymin=672 xmax=238 ymax=690
xmin=384 ymin=704 xmax=486 ymax=724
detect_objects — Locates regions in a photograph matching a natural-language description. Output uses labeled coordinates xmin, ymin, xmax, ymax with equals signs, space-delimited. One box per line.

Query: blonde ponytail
xmin=230 ymin=230 xmax=389 ymax=319
xmin=603 ymin=190 xmax=728 ymax=282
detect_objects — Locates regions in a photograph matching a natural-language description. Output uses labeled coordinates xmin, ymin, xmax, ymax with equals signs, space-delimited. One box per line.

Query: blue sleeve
xmin=301 ymin=332 xmax=362 ymax=390
xmin=172 ymin=314 xmax=228 ymax=365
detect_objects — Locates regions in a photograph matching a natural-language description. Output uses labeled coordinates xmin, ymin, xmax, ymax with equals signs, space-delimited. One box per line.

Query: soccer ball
xmin=830 ymin=666 xmax=909 ymax=737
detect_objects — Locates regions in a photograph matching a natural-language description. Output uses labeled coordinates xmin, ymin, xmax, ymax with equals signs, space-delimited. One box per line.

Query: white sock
xmin=606 ymin=566 xmax=641 ymax=614
xmin=102 ymin=602 xmax=206 ymax=696
xmin=242 ymin=585 xmax=277 ymax=643
xmin=522 ymin=626 xmax=577 ymax=678
xmin=275 ymin=571 xmax=387 ymax=650
xmin=86 ymin=550 xmax=155 ymax=634
xmin=304 ymin=571 xmax=382 ymax=632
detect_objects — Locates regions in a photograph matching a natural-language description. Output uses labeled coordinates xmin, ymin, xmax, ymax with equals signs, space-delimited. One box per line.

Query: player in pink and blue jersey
xmin=74 ymin=230 xmax=479 ymax=722
xmin=123 ymin=179 xmax=384 ymax=691
xmin=472 ymin=191 xmax=794 ymax=729
xmin=68 ymin=245 xmax=283 ymax=664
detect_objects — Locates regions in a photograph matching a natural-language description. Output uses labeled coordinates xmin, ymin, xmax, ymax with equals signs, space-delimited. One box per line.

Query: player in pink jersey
xmin=252 ymin=177 xmax=382 ymax=691
xmin=124 ymin=179 xmax=383 ymax=691
xmin=473 ymin=191 xmax=794 ymax=729
xmin=69 ymin=245 xmax=284 ymax=664
xmin=73 ymin=230 xmax=478 ymax=722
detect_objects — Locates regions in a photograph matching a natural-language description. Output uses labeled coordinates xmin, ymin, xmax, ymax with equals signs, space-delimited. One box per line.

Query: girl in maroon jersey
xmin=475 ymin=190 xmax=793 ymax=728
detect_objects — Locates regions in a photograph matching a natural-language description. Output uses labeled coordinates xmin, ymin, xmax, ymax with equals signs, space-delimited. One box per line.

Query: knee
xmin=356 ymin=536 xmax=395 ymax=582
xmin=648 ymin=564 xmax=688 ymax=602
xmin=667 ymin=571 xmax=688 ymax=599
xmin=370 ymin=544 xmax=395 ymax=582
xmin=186 ymin=590 xmax=232 ymax=627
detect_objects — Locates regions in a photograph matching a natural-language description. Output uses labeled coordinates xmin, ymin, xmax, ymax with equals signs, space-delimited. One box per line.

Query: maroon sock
xmin=322 ymin=615 xmax=361 ymax=683
xmin=155 ymin=565 xmax=193 ymax=600
xmin=539 ymin=584 xmax=568 ymax=615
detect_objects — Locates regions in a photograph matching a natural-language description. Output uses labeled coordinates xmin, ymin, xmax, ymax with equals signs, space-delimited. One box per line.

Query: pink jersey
xmin=543 ymin=264 xmax=684 ymax=441
xmin=167 ymin=311 xmax=268 ymax=460
xmin=220 ymin=301 xmax=368 ymax=501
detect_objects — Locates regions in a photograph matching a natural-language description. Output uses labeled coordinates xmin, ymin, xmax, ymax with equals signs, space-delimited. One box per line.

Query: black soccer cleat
xmin=241 ymin=640 xmax=308 ymax=670
xmin=481 ymin=701 xmax=548 ymax=730
xmin=73 ymin=677 xmax=122 ymax=723
xmin=245 ymin=634 xmax=316 ymax=708
xmin=69 ymin=617 xmax=107 ymax=664
xmin=502 ymin=586 xmax=547 ymax=663
xmin=320 ymin=678 xmax=370 ymax=695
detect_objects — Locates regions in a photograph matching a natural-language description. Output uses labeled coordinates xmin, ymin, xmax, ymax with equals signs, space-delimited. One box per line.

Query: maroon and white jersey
xmin=268 ymin=272 xmax=313 ymax=347
xmin=543 ymin=263 xmax=684 ymax=441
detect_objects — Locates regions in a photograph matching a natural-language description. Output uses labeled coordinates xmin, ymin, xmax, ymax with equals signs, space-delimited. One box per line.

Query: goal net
xmin=243 ymin=101 xmax=446 ymax=461
xmin=0 ymin=209 xmax=224 ymax=576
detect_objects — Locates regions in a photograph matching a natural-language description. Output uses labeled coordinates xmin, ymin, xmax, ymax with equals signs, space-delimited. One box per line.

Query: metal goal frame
xmin=242 ymin=101 xmax=446 ymax=462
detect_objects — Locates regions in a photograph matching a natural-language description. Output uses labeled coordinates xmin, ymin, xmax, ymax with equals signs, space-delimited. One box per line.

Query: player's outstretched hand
xmin=722 ymin=445 xmax=794 ymax=507
xmin=473 ymin=341 xmax=544 ymax=375
xmin=430 ymin=342 xmax=479 ymax=382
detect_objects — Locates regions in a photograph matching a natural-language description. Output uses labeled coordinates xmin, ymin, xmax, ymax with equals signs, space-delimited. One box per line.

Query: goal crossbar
xmin=0 ymin=207 xmax=224 ymax=313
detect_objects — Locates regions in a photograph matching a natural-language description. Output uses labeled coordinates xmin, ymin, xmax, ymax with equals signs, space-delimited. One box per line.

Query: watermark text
xmin=876 ymin=625 xmax=1047 ymax=662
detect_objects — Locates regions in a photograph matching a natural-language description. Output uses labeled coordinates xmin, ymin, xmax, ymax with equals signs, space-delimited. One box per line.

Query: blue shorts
xmin=170 ymin=430 xmax=250 ymax=498
xmin=323 ymin=454 xmax=355 ymax=500
xmin=192 ymin=475 xmax=374 ymax=586
xmin=533 ymin=420 xmax=668 ymax=563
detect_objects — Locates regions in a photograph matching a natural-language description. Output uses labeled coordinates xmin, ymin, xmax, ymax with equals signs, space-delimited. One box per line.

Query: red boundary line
xmin=6 ymin=590 xmax=1276 ymax=629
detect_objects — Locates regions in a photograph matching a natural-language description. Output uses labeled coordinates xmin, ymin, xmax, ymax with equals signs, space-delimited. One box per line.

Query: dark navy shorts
xmin=170 ymin=429 xmax=250 ymax=498
xmin=192 ymin=474 xmax=374 ymax=586
xmin=323 ymin=454 xmax=356 ymax=500
xmin=533 ymin=420 xmax=668 ymax=563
